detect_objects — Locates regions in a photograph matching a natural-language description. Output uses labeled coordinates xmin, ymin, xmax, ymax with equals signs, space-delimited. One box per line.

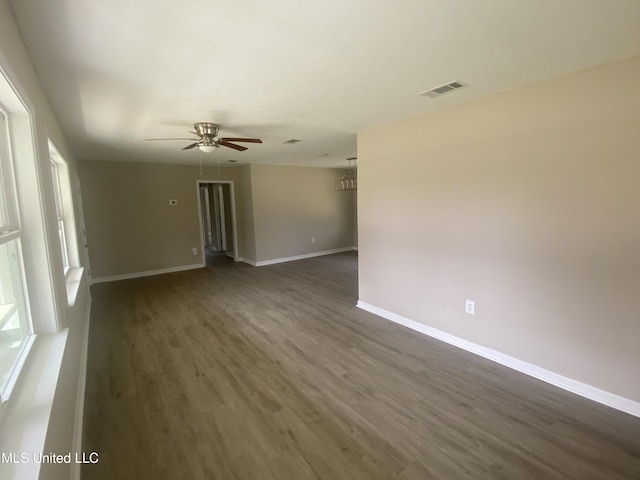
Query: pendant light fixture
xmin=335 ymin=157 xmax=357 ymax=191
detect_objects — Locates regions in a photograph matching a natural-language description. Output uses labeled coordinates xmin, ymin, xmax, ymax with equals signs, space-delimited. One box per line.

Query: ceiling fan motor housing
xmin=195 ymin=122 xmax=219 ymax=137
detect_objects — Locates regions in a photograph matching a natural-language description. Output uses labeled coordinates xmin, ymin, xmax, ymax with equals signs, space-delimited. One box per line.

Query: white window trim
xmin=48 ymin=140 xmax=83 ymax=305
xmin=50 ymin=158 xmax=70 ymax=275
xmin=0 ymin=51 xmax=77 ymax=480
xmin=0 ymin=53 xmax=60 ymax=403
xmin=0 ymin=103 xmax=36 ymax=403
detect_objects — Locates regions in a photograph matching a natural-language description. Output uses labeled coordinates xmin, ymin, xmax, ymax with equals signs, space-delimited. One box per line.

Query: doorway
xmin=196 ymin=180 xmax=238 ymax=264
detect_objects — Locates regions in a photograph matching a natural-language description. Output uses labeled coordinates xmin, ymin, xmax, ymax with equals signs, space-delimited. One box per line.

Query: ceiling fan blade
xmin=220 ymin=137 xmax=262 ymax=143
xmin=182 ymin=142 xmax=200 ymax=150
xmin=218 ymin=141 xmax=248 ymax=151
xmin=144 ymin=137 xmax=198 ymax=141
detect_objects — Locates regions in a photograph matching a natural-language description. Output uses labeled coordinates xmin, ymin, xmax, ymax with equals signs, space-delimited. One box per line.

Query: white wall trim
xmin=70 ymin=296 xmax=91 ymax=480
xmin=356 ymin=301 xmax=640 ymax=419
xmin=253 ymin=247 xmax=356 ymax=267
xmin=91 ymin=263 xmax=204 ymax=284
xmin=238 ymin=257 xmax=257 ymax=266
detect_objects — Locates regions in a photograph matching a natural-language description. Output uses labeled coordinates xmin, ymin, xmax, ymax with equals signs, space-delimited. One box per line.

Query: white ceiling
xmin=9 ymin=0 xmax=640 ymax=168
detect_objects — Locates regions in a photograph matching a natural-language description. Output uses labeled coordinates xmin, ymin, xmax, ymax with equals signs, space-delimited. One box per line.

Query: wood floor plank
xmin=82 ymin=252 xmax=640 ymax=479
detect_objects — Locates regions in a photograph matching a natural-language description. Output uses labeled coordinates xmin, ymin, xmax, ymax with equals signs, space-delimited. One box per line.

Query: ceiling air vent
xmin=419 ymin=80 xmax=468 ymax=99
xmin=283 ymin=139 xmax=301 ymax=144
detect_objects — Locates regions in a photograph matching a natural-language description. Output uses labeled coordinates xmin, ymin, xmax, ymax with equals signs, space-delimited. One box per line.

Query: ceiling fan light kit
xmin=145 ymin=122 xmax=262 ymax=153
xmin=198 ymin=145 xmax=217 ymax=153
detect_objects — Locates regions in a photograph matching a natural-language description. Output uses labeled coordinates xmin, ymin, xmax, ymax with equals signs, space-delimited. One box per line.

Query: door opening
xmin=196 ymin=180 xmax=238 ymax=265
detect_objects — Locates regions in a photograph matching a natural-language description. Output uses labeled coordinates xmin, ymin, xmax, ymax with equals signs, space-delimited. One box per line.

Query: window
xmin=0 ymin=106 xmax=34 ymax=401
xmin=50 ymin=159 xmax=69 ymax=273
xmin=49 ymin=141 xmax=79 ymax=278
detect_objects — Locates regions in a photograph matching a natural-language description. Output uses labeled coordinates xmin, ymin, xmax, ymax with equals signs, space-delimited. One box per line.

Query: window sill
xmin=0 ymin=330 xmax=68 ymax=480
xmin=65 ymin=267 xmax=84 ymax=307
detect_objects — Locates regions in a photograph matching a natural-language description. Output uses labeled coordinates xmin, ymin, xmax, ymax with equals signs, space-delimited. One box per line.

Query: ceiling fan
xmin=145 ymin=122 xmax=262 ymax=153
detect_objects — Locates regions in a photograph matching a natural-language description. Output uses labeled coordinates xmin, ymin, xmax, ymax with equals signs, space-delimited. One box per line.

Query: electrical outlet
xmin=311 ymin=237 xmax=316 ymax=244
xmin=465 ymin=299 xmax=475 ymax=315
xmin=192 ymin=247 xmax=198 ymax=256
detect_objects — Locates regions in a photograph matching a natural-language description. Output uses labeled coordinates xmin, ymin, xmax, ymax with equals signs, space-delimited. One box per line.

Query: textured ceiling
xmin=9 ymin=0 xmax=640 ymax=167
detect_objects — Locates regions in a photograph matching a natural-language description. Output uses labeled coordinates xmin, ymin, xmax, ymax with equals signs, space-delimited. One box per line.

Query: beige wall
xmin=222 ymin=184 xmax=233 ymax=254
xmin=250 ymin=164 xmax=356 ymax=262
xmin=353 ymin=190 xmax=358 ymax=247
xmin=236 ymin=164 xmax=257 ymax=261
xmin=358 ymin=55 xmax=640 ymax=403
xmin=80 ymin=161 xmax=255 ymax=278
xmin=80 ymin=161 xmax=356 ymax=277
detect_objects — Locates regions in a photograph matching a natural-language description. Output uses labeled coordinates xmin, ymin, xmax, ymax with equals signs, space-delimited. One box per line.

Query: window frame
xmin=0 ymin=105 xmax=18 ymax=232
xmin=0 ymin=103 xmax=35 ymax=403
xmin=48 ymin=140 xmax=80 ymax=283
xmin=49 ymin=158 xmax=70 ymax=274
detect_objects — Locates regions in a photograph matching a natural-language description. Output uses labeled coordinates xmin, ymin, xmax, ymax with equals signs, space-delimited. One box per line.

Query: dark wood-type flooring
xmin=83 ymin=252 xmax=640 ymax=479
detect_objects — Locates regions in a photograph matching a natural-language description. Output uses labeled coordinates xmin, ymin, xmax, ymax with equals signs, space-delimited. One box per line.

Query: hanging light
xmin=198 ymin=144 xmax=217 ymax=153
xmin=335 ymin=157 xmax=357 ymax=191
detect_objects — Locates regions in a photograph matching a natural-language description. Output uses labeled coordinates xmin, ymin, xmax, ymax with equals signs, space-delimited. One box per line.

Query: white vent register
xmin=420 ymin=81 xmax=468 ymax=99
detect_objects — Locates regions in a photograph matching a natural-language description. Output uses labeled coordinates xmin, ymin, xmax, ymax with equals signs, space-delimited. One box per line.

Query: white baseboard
xmin=253 ymin=247 xmax=356 ymax=267
xmin=238 ymin=257 xmax=257 ymax=266
xmin=357 ymin=301 xmax=640 ymax=419
xmin=70 ymin=297 xmax=91 ymax=480
xmin=91 ymin=263 xmax=205 ymax=284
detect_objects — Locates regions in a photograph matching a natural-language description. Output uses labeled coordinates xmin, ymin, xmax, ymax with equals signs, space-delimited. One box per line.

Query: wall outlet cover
xmin=465 ymin=299 xmax=475 ymax=315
